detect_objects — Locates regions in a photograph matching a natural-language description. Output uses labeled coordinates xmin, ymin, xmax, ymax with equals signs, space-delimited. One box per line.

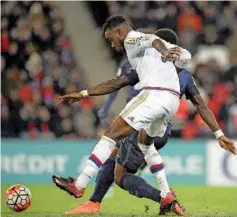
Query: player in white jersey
xmin=57 ymin=16 xmax=192 ymax=215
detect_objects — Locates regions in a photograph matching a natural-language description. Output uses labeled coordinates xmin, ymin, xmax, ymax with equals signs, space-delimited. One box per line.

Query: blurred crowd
xmin=87 ymin=1 xmax=237 ymax=138
xmin=1 ymin=1 xmax=237 ymax=140
xmin=1 ymin=1 xmax=102 ymax=139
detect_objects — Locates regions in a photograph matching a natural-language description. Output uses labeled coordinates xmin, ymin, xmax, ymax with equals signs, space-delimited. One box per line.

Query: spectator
xmin=1 ymin=96 xmax=16 ymax=138
xmin=2 ymin=1 xmax=237 ymax=139
xmin=87 ymin=1 xmax=237 ymax=139
xmin=178 ymin=5 xmax=203 ymax=33
xmin=36 ymin=105 xmax=55 ymax=139
xmin=25 ymin=42 xmax=42 ymax=79
xmin=1 ymin=1 xmax=97 ymax=140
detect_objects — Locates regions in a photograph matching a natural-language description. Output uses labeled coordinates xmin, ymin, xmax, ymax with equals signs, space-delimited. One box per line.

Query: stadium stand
xmin=86 ymin=1 xmax=237 ymax=139
xmin=1 ymin=1 xmax=100 ymax=139
xmin=1 ymin=1 xmax=237 ymax=139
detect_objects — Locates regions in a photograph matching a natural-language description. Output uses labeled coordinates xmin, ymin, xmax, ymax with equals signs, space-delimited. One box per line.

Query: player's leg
xmin=57 ymin=91 xmax=154 ymax=200
xmin=137 ymin=133 xmax=170 ymax=175
xmin=89 ymin=146 xmax=118 ymax=203
xmin=138 ymin=130 xmax=186 ymax=216
xmin=115 ymin=135 xmax=186 ymax=216
xmin=53 ymin=147 xmax=120 ymax=215
xmin=53 ymin=116 xmax=134 ymax=200
xmin=114 ymin=135 xmax=161 ymax=203
xmin=138 ymin=129 xmax=170 ymax=198
xmin=71 ymin=150 xmax=118 ymax=214
xmin=115 ymin=163 xmax=162 ymax=203
xmin=75 ymin=116 xmax=133 ymax=189
xmin=114 ymin=135 xmax=163 ymax=203
xmin=136 ymin=92 xmax=178 ymax=199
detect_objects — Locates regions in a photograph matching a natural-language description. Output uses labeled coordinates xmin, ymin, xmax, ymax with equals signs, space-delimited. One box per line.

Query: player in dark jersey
xmin=97 ymin=55 xmax=137 ymax=120
xmin=53 ymin=29 xmax=235 ymax=216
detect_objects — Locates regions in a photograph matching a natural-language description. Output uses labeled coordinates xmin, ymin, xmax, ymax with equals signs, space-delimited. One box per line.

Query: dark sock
xmin=120 ymin=173 xmax=161 ymax=203
xmin=89 ymin=159 xmax=115 ymax=203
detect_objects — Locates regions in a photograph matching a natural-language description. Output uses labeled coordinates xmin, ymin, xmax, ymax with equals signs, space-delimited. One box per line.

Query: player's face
xmin=105 ymin=29 xmax=124 ymax=52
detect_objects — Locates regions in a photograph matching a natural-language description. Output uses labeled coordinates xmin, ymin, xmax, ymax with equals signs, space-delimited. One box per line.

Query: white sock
xmin=154 ymin=170 xmax=170 ymax=198
xmin=139 ymin=143 xmax=170 ymax=198
xmin=76 ymin=136 xmax=116 ymax=189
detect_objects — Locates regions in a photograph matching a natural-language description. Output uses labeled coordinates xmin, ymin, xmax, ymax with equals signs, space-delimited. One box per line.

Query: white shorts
xmin=120 ymin=90 xmax=179 ymax=137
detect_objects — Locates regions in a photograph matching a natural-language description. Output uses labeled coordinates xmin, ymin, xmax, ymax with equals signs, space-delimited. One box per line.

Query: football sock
xmin=75 ymin=136 xmax=116 ymax=189
xmin=90 ymin=159 xmax=115 ymax=203
xmin=139 ymin=143 xmax=170 ymax=198
xmin=119 ymin=173 xmax=161 ymax=203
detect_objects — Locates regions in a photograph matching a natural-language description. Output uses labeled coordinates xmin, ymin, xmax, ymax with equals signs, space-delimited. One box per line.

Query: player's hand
xmin=218 ymin=135 xmax=236 ymax=155
xmin=164 ymin=46 xmax=181 ymax=61
xmin=59 ymin=92 xmax=83 ymax=104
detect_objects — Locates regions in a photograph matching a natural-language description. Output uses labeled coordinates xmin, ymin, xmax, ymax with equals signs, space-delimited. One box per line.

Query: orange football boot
xmin=159 ymin=191 xmax=187 ymax=216
xmin=52 ymin=175 xmax=85 ymax=198
xmin=65 ymin=201 xmax=100 ymax=215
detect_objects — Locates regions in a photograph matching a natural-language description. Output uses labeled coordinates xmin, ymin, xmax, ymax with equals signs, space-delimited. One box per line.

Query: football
xmin=5 ymin=184 xmax=32 ymax=212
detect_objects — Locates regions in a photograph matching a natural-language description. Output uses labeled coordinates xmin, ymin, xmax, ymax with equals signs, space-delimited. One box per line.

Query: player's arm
xmin=191 ymin=95 xmax=219 ymax=132
xmin=125 ymin=33 xmax=181 ymax=61
xmin=59 ymin=76 xmax=129 ymax=104
xmin=164 ymin=43 xmax=192 ymax=68
xmin=187 ymin=77 xmax=236 ymax=155
xmin=144 ymin=34 xmax=192 ymax=63
xmin=174 ymin=48 xmax=191 ymax=68
xmin=59 ymin=70 xmax=139 ymax=103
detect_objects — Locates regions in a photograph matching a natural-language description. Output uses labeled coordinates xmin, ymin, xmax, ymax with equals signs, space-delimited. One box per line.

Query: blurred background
xmin=1 ymin=1 xmax=237 ymax=187
xmin=1 ymin=1 xmax=237 ymax=140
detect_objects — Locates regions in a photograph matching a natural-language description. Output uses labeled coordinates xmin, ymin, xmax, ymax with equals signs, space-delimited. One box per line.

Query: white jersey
xmin=124 ymin=30 xmax=191 ymax=94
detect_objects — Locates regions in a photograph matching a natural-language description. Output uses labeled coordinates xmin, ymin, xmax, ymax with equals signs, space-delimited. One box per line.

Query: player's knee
xmin=104 ymin=127 xmax=127 ymax=141
xmin=103 ymin=127 xmax=119 ymax=141
xmin=114 ymin=170 xmax=126 ymax=186
xmin=114 ymin=172 xmax=122 ymax=186
xmin=104 ymin=117 xmax=134 ymax=141
xmin=154 ymin=133 xmax=170 ymax=150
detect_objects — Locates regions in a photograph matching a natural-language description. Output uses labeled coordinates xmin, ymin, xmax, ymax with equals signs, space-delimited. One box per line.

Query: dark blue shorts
xmin=116 ymin=132 xmax=170 ymax=173
xmin=116 ymin=137 xmax=145 ymax=173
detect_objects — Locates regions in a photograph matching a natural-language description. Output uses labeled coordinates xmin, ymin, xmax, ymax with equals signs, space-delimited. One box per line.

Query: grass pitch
xmin=1 ymin=185 xmax=237 ymax=217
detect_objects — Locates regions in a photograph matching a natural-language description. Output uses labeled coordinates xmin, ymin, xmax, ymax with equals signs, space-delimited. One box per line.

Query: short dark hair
xmin=103 ymin=15 xmax=127 ymax=32
xmin=155 ymin=28 xmax=178 ymax=45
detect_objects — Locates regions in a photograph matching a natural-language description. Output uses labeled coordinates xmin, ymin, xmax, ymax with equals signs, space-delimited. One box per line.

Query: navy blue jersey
xmin=98 ymin=56 xmax=140 ymax=118
xmin=178 ymin=69 xmax=200 ymax=99
xmin=116 ymin=57 xmax=140 ymax=102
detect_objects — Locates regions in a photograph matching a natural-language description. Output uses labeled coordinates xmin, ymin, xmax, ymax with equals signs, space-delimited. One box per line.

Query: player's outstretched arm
xmin=191 ymin=94 xmax=236 ymax=155
xmin=59 ymin=76 xmax=130 ymax=104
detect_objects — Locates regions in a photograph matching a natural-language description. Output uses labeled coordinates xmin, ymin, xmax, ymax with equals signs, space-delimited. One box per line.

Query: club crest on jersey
xmin=161 ymin=56 xmax=167 ymax=63
xmin=127 ymin=116 xmax=134 ymax=122
xmin=136 ymin=36 xmax=149 ymax=46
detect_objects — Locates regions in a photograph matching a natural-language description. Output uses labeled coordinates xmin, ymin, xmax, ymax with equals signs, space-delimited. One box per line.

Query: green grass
xmin=1 ymin=185 xmax=237 ymax=217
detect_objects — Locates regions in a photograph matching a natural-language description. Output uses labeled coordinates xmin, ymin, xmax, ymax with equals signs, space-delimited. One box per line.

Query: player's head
xmin=103 ymin=15 xmax=131 ymax=52
xmin=155 ymin=28 xmax=178 ymax=45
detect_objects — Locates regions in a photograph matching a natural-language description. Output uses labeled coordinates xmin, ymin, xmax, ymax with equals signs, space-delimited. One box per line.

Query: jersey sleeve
xmin=185 ymin=75 xmax=200 ymax=99
xmin=175 ymin=48 xmax=191 ymax=68
xmin=125 ymin=69 xmax=139 ymax=86
xmin=117 ymin=60 xmax=132 ymax=78
xmin=124 ymin=31 xmax=160 ymax=56
xmin=166 ymin=43 xmax=192 ymax=68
